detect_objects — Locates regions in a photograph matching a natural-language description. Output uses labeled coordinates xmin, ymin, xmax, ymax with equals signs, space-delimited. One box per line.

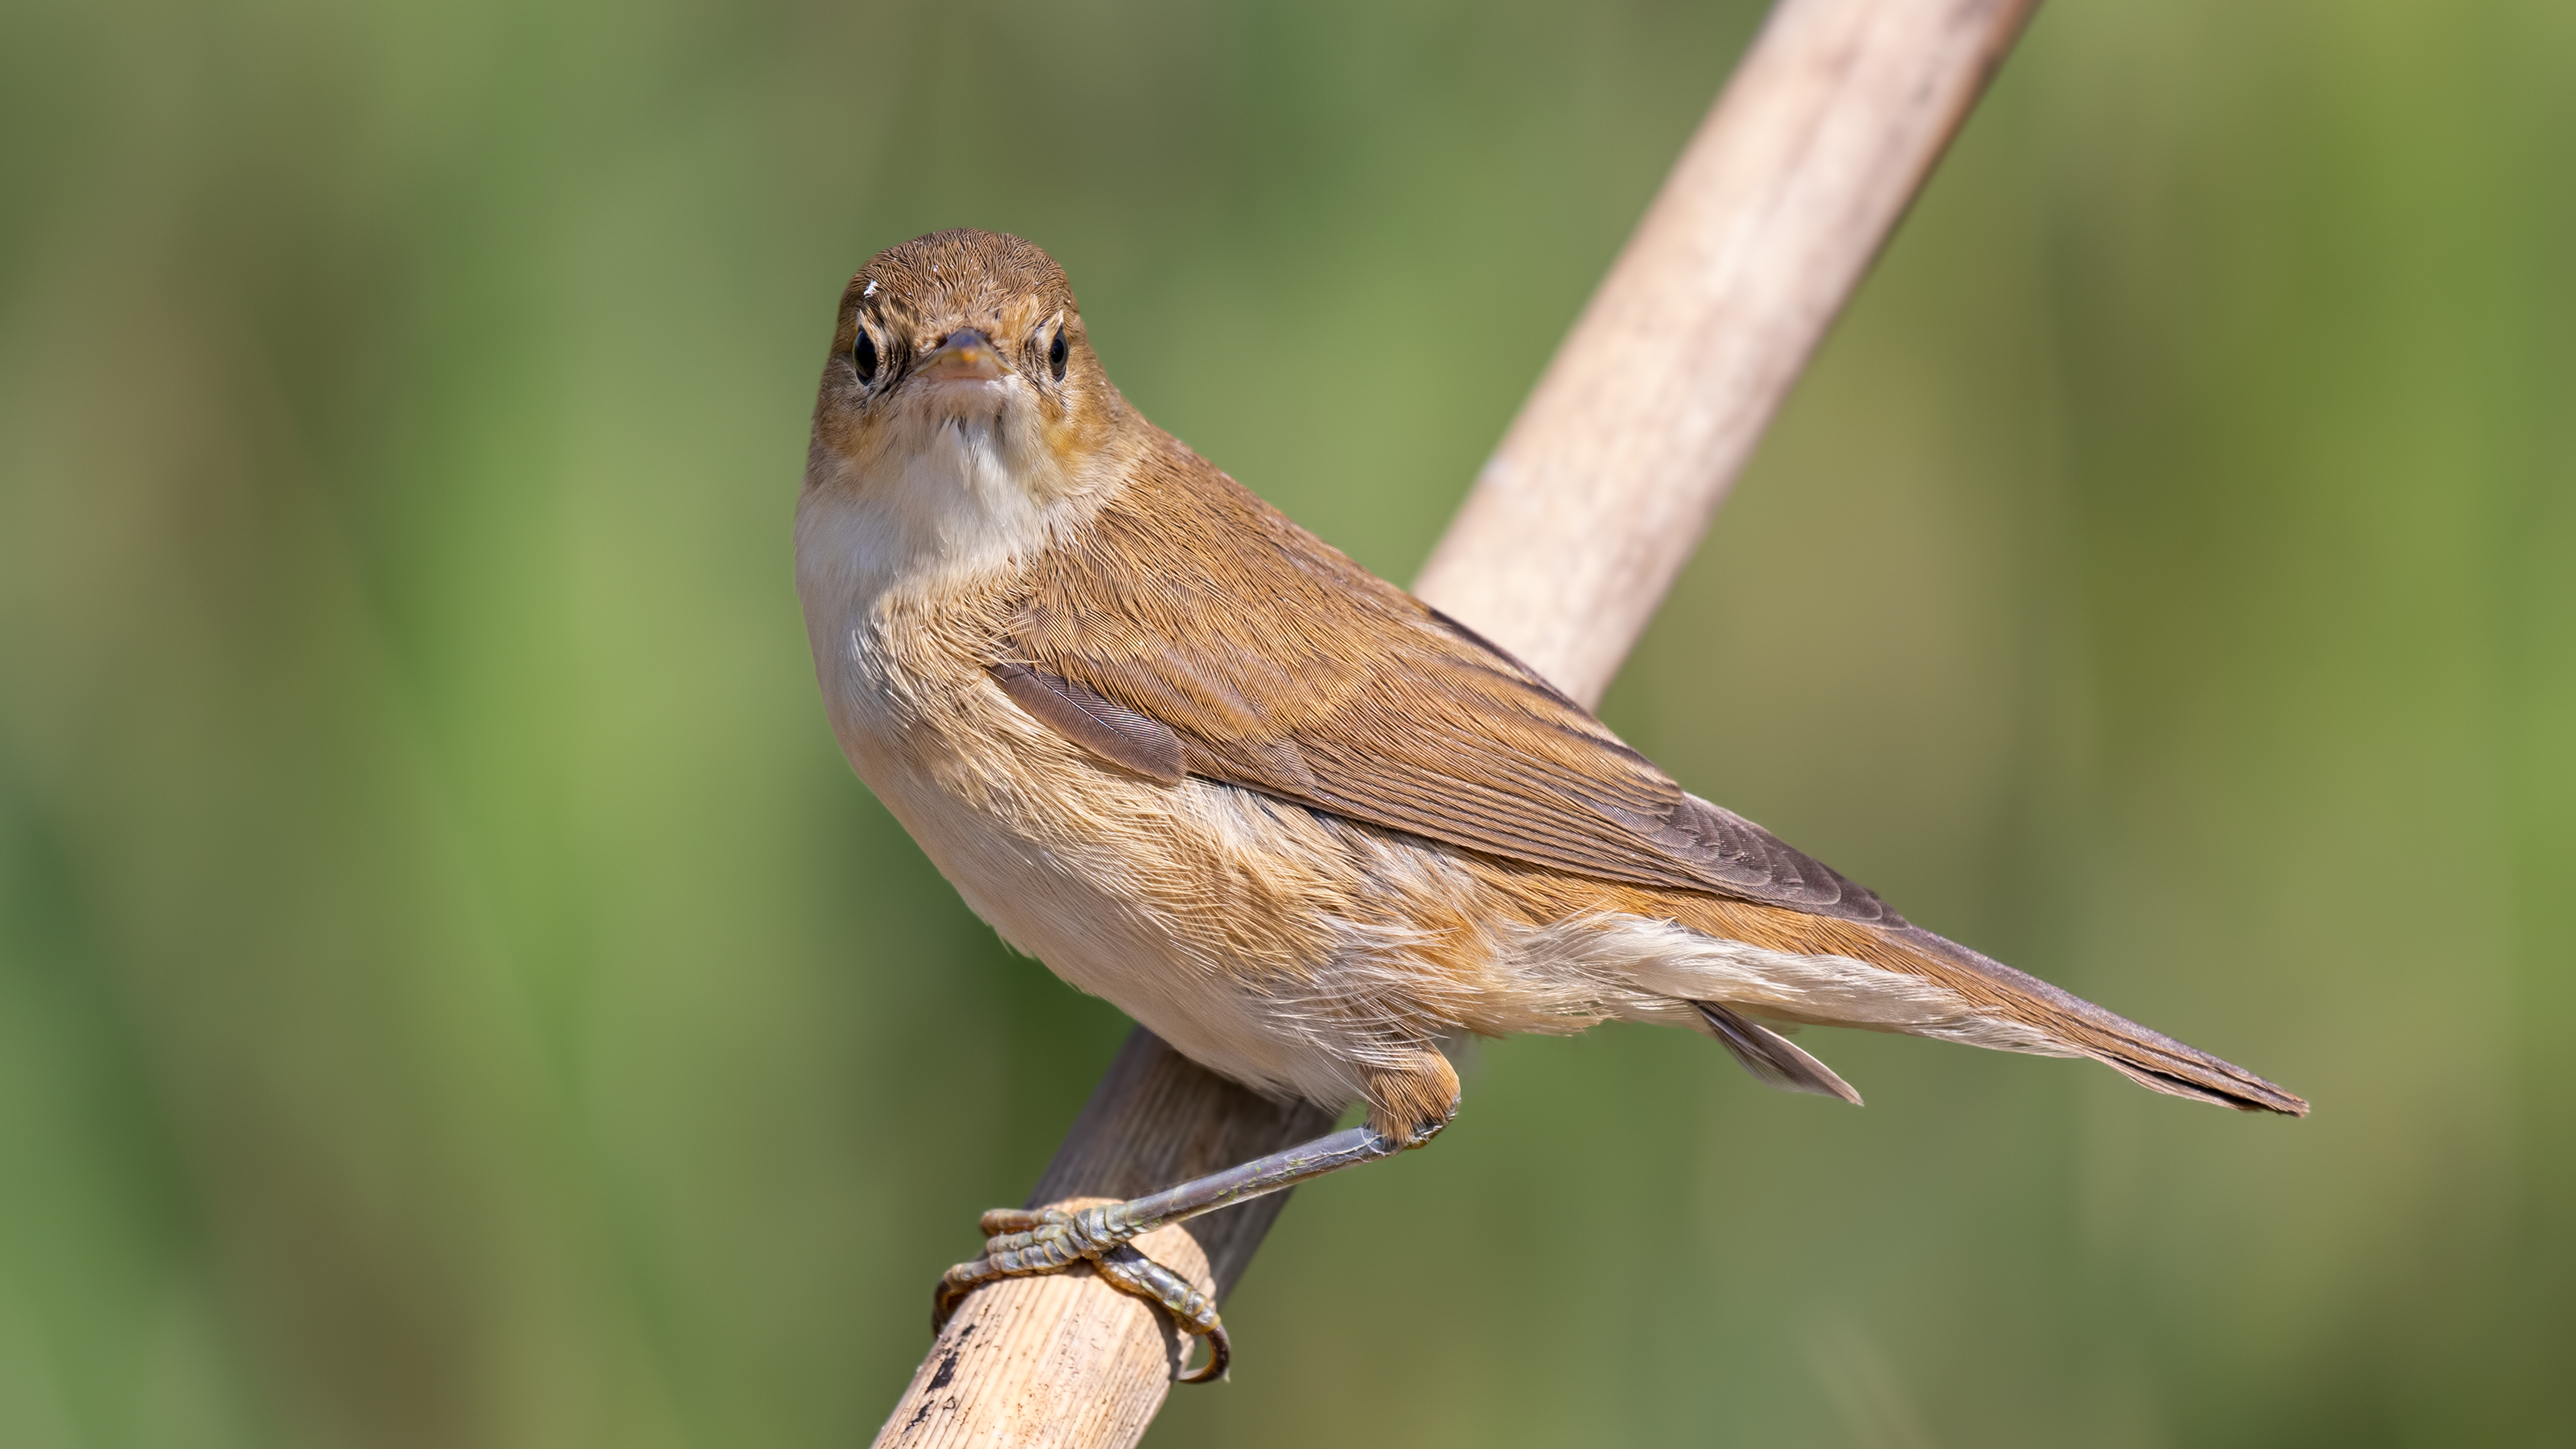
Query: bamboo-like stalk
xmin=869 ymin=0 xmax=2040 ymax=1443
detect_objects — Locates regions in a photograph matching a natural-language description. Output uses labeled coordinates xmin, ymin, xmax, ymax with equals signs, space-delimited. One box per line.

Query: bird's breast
xmin=791 ymin=475 xmax=1597 ymax=1104
xmin=796 ymin=550 xmax=1284 ymax=997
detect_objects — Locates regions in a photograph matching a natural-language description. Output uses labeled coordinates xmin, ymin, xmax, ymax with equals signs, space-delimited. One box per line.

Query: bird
xmin=794 ymin=227 xmax=2306 ymax=1381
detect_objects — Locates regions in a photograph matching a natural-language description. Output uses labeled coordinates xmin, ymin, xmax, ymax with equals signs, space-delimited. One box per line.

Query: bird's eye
xmin=1048 ymin=325 xmax=1069 ymax=382
xmin=853 ymin=327 xmax=879 ymax=384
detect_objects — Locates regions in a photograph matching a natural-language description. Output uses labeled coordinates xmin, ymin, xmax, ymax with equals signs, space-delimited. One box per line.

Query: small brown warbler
xmin=794 ymin=229 xmax=2304 ymax=1381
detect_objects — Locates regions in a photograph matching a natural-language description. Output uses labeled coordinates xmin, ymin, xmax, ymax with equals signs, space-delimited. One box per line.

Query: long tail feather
xmin=1886 ymin=924 xmax=2309 ymax=1116
xmin=1558 ymin=881 xmax=2310 ymax=1116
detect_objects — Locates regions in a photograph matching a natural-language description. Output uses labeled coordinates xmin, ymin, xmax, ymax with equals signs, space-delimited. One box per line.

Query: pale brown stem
xmin=870 ymin=0 xmax=2039 ymax=1443
xmin=1417 ymin=0 xmax=2041 ymax=706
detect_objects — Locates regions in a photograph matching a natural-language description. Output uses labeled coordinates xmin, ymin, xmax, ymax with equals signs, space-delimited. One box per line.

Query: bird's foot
xmin=932 ymin=1205 xmax=1230 ymax=1383
xmin=924 ymin=1123 xmax=1409 ymax=1384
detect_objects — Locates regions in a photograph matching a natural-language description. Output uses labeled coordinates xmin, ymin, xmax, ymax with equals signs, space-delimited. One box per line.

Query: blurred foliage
xmin=1 ymin=0 xmax=2570 ymax=1445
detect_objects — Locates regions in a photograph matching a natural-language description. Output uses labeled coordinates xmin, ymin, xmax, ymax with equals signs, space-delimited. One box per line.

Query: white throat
xmin=799 ymin=397 xmax=1067 ymax=602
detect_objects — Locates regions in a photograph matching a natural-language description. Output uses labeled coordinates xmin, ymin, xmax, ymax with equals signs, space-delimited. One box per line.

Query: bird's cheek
xmin=1035 ymin=405 xmax=1100 ymax=474
xmin=815 ymin=407 xmax=869 ymax=461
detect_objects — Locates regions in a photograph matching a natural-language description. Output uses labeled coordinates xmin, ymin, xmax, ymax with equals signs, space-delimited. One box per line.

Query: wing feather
xmin=1003 ymin=440 xmax=1896 ymax=923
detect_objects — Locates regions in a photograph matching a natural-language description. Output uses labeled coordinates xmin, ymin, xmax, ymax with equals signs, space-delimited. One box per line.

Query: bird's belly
xmin=838 ymin=694 xmax=1394 ymax=1106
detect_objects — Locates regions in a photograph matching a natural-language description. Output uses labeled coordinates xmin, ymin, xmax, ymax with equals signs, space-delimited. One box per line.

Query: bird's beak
xmin=920 ymin=328 xmax=1006 ymax=384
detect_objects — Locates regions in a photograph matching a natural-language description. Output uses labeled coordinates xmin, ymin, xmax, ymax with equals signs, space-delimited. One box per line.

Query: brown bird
xmin=796 ymin=228 xmax=2306 ymax=1381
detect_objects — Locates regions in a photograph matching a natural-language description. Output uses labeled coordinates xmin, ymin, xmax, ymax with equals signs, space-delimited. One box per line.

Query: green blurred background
xmin=2 ymin=0 xmax=2569 ymax=1444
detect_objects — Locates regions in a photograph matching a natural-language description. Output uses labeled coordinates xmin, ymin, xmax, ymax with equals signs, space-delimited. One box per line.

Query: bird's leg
xmin=932 ymin=1118 xmax=1438 ymax=1382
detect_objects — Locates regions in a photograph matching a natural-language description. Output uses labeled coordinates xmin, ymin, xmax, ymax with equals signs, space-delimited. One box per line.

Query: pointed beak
xmin=920 ymin=328 xmax=1005 ymax=384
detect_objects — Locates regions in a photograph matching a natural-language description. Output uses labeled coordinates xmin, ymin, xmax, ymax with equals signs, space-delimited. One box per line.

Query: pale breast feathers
xmin=988 ymin=438 xmax=1896 ymax=924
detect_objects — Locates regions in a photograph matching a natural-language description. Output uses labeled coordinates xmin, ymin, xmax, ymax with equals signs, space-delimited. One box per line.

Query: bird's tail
xmin=1602 ymin=892 xmax=2309 ymax=1116
xmin=1879 ymin=922 xmax=2308 ymax=1115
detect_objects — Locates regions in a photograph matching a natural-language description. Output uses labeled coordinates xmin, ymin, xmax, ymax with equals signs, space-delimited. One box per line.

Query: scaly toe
xmin=928 ymin=1203 xmax=1135 ymax=1330
xmin=1093 ymin=1244 xmax=1228 ymax=1384
xmin=928 ymin=1204 xmax=1229 ymax=1382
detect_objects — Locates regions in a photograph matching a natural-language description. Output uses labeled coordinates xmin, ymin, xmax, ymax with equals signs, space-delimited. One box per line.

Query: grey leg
xmin=931 ymin=1122 xmax=1429 ymax=1382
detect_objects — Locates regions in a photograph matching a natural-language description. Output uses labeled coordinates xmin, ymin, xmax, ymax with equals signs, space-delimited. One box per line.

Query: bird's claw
xmin=931 ymin=1204 xmax=1230 ymax=1383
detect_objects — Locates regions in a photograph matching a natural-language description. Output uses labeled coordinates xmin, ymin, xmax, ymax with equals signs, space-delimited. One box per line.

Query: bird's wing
xmin=998 ymin=441 xmax=1896 ymax=923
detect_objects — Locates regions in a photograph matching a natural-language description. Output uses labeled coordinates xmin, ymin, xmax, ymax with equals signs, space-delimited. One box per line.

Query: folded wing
xmin=1007 ymin=437 xmax=1890 ymax=922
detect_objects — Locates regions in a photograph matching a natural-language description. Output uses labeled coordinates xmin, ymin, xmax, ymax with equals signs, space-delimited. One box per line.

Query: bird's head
xmin=806 ymin=229 xmax=1130 ymax=519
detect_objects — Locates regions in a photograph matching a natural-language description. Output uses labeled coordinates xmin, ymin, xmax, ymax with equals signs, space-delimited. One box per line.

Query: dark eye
xmin=852 ymin=327 xmax=879 ymax=384
xmin=1048 ymin=326 xmax=1069 ymax=382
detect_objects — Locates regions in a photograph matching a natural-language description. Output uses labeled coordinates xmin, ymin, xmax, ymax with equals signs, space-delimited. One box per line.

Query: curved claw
xmin=1178 ymin=1322 xmax=1230 ymax=1384
xmin=932 ymin=1258 xmax=988 ymax=1332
